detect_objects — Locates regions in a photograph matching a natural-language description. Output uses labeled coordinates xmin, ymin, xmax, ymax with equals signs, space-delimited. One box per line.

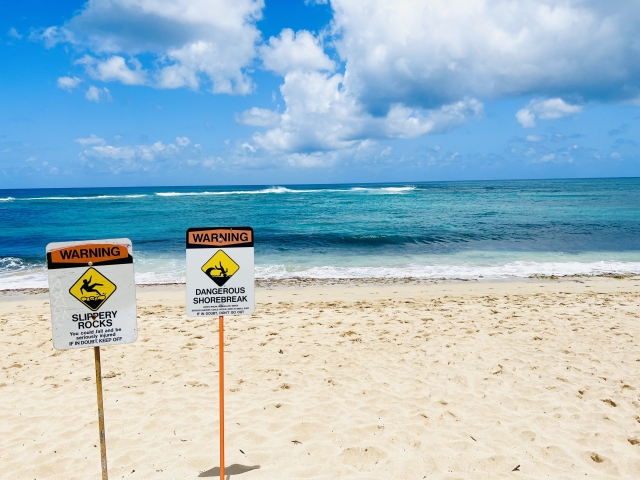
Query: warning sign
xmin=202 ymin=250 xmax=240 ymax=286
xmin=186 ymin=227 xmax=255 ymax=317
xmin=46 ymin=238 xmax=137 ymax=350
xmin=69 ymin=267 xmax=117 ymax=311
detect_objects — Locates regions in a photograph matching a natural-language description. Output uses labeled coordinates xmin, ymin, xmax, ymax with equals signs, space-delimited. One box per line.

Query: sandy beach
xmin=1 ymin=277 xmax=640 ymax=479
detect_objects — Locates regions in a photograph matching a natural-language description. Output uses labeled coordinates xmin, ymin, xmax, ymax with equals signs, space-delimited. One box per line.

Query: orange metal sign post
xmin=219 ymin=315 xmax=225 ymax=479
xmin=185 ymin=227 xmax=255 ymax=478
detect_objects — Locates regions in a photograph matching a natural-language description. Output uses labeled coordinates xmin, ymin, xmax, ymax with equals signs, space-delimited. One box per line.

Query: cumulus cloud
xmin=87 ymin=142 xmax=178 ymax=161
xmin=235 ymin=107 xmax=281 ymax=127
xmin=41 ymin=0 xmax=640 ymax=161
xmin=330 ymin=0 xmax=640 ymax=111
xmin=516 ymin=98 xmax=583 ymax=128
xmin=240 ymin=0 xmax=640 ymax=156
xmin=259 ymin=29 xmax=335 ymax=75
xmin=32 ymin=26 xmax=74 ymax=48
xmin=77 ymin=55 xmax=146 ymax=85
xmin=80 ymin=136 xmax=193 ymax=173
xmin=85 ymin=85 xmax=112 ymax=103
xmin=516 ymin=109 xmax=536 ymax=128
xmin=74 ymin=134 xmax=106 ymax=146
xmin=57 ymin=76 xmax=82 ymax=91
xmin=249 ymin=70 xmax=483 ymax=153
xmin=48 ymin=0 xmax=263 ymax=94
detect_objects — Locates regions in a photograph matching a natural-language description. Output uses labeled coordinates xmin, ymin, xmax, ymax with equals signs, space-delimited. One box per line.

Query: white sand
xmin=1 ymin=277 xmax=640 ymax=479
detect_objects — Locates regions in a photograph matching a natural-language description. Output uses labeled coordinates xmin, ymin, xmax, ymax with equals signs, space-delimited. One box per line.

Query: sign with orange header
xmin=186 ymin=227 xmax=254 ymax=317
xmin=48 ymin=243 xmax=130 ymax=267
xmin=187 ymin=228 xmax=253 ymax=248
xmin=185 ymin=227 xmax=255 ymax=479
xmin=46 ymin=238 xmax=137 ymax=350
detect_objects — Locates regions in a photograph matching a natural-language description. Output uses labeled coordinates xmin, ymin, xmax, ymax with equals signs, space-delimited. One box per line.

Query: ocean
xmin=1 ymin=178 xmax=640 ymax=290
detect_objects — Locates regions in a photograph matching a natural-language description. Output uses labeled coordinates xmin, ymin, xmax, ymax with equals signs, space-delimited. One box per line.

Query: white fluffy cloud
xmin=85 ymin=85 xmax=111 ymax=103
xmin=57 ymin=76 xmax=82 ymax=91
xmin=236 ymin=107 xmax=281 ymax=127
xmin=42 ymin=1 xmax=640 ymax=160
xmin=330 ymin=0 xmax=640 ymax=111
xmin=175 ymin=136 xmax=191 ymax=147
xmin=248 ymin=71 xmax=482 ymax=153
xmin=80 ymin=136 xmax=192 ymax=173
xmin=77 ymin=55 xmax=146 ymax=85
xmin=74 ymin=134 xmax=106 ymax=145
xmin=240 ymin=0 xmax=640 ymax=155
xmin=33 ymin=26 xmax=74 ymax=48
xmin=516 ymin=98 xmax=583 ymax=127
xmin=51 ymin=0 xmax=264 ymax=94
xmin=259 ymin=29 xmax=335 ymax=75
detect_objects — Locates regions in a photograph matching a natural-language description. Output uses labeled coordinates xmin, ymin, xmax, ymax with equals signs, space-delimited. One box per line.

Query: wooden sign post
xmin=46 ymin=238 xmax=138 ymax=479
xmin=94 ymin=346 xmax=108 ymax=479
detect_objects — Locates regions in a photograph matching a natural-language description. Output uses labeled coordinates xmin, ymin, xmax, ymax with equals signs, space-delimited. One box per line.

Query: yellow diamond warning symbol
xmin=69 ymin=267 xmax=117 ymax=311
xmin=202 ymin=250 xmax=239 ymax=286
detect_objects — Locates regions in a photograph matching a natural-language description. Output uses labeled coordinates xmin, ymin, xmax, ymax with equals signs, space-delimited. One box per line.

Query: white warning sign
xmin=46 ymin=238 xmax=137 ymax=350
xmin=186 ymin=227 xmax=255 ymax=317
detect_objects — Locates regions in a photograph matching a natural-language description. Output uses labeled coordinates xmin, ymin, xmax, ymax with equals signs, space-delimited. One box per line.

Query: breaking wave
xmin=24 ymin=194 xmax=148 ymax=200
xmin=155 ymin=186 xmax=417 ymax=197
xmin=155 ymin=187 xmax=323 ymax=196
xmin=255 ymin=261 xmax=640 ymax=280
xmin=2 ymin=185 xmax=421 ymax=201
xmin=350 ymin=186 xmax=416 ymax=193
xmin=0 ymin=194 xmax=148 ymax=201
xmin=2 ymin=256 xmax=639 ymax=291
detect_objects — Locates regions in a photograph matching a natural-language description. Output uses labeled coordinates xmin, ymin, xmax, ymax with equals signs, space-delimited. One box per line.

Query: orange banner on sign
xmin=49 ymin=244 xmax=129 ymax=265
xmin=187 ymin=229 xmax=253 ymax=247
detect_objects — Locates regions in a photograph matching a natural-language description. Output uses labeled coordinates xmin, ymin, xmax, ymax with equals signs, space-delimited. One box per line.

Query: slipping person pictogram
xmin=80 ymin=276 xmax=104 ymax=296
xmin=69 ymin=267 xmax=117 ymax=311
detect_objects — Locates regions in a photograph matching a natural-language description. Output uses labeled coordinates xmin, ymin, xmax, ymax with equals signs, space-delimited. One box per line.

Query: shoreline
xmin=0 ymin=275 xmax=640 ymax=308
xmin=1 ymin=272 xmax=638 ymax=299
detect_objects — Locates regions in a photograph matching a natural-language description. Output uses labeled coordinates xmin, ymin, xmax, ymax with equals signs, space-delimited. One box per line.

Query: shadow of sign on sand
xmin=198 ymin=464 xmax=260 ymax=478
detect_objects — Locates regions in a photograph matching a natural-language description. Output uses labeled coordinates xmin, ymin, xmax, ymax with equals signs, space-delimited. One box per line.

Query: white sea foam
xmin=22 ymin=194 xmax=148 ymax=200
xmin=2 ymin=257 xmax=639 ymax=290
xmin=154 ymin=186 xmax=418 ymax=197
xmin=0 ymin=257 xmax=31 ymax=271
xmin=350 ymin=186 xmax=416 ymax=193
xmin=3 ymin=186 xmax=417 ymax=202
xmin=0 ymin=257 xmax=48 ymax=290
xmin=155 ymin=186 xmax=322 ymax=197
xmin=255 ymin=261 xmax=640 ymax=280
xmin=0 ymin=194 xmax=148 ymax=201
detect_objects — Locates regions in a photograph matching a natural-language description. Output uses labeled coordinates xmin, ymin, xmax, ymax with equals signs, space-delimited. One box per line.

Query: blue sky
xmin=1 ymin=0 xmax=640 ymax=188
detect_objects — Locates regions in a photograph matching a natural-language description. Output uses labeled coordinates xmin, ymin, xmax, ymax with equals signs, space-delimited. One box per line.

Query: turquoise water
xmin=1 ymin=178 xmax=640 ymax=289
